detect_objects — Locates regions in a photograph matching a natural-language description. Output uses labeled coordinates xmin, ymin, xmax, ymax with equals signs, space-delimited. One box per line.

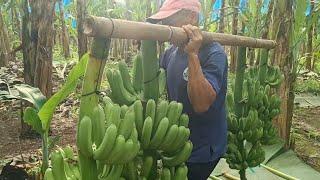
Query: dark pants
xmin=186 ymin=158 xmax=220 ymax=180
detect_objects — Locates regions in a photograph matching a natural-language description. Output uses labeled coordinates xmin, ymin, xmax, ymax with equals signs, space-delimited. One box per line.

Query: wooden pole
xmin=84 ymin=16 xmax=277 ymax=49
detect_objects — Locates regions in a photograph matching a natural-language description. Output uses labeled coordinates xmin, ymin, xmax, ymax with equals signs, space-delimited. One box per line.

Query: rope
xmin=168 ymin=26 xmax=174 ymax=42
xmin=144 ymin=70 xmax=161 ymax=84
xmin=108 ymin=17 xmax=115 ymax=37
xmin=81 ymin=59 xmax=105 ymax=97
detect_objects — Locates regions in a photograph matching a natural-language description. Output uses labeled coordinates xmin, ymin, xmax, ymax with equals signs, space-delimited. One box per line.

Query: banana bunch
xmin=226 ymin=109 xmax=265 ymax=170
xmin=44 ymin=147 xmax=80 ymax=180
xmin=265 ymin=66 xmax=284 ymax=88
xmin=160 ymin=164 xmax=188 ymax=180
xmin=245 ymin=77 xmax=280 ymax=118
xmin=246 ymin=74 xmax=281 ymax=143
xmin=106 ymin=55 xmax=166 ymax=106
xmin=246 ymin=142 xmax=265 ymax=167
xmin=247 ymin=66 xmax=283 ymax=88
xmin=243 ymin=71 xmax=282 ymax=144
xmin=228 ymin=109 xmax=263 ymax=143
xmin=133 ymin=99 xmax=190 ymax=155
xmin=77 ymin=98 xmax=140 ymax=165
xmin=133 ymin=99 xmax=190 ymax=153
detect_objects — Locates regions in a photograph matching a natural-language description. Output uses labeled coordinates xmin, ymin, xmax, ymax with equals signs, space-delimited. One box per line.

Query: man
xmin=147 ymin=0 xmax=228 ymax=179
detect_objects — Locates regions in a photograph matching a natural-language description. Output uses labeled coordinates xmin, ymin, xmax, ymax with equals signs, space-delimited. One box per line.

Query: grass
xmin=294 ymin=77 xmax=320 ymax=94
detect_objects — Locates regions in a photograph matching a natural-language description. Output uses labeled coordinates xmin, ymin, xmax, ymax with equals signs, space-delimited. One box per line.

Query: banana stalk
xmin=234 ymin=47 xmax=247 ymax=118
xmin=141 ymin=40 xmax=160 ymax=102
xmin=78 ymin=38 xmax=111 ymax=180
xmin=258 ymin=49 xmax=269 ymax=85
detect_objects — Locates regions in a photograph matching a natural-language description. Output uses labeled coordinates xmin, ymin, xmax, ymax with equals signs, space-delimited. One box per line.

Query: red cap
xmin=148 ymin=0 xmax=201 ymax=20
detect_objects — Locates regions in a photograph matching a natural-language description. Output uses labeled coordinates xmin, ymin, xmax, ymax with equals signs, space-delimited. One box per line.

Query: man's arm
xmin=187 ymin=53 xmax=216 ymax=113
xmin=182 ymin=25 xmax=217 ymax=113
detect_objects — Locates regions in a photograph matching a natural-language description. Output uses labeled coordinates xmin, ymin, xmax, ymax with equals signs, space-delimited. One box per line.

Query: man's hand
xmin=182 ymin=24 xmax=203 ymax=55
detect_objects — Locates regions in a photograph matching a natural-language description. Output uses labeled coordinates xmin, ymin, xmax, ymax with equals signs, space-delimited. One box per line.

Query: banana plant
xmin=226 ymin=47 xmax=265 ymax=180
xmin=7 ymin=54 xmax=90 ymax=175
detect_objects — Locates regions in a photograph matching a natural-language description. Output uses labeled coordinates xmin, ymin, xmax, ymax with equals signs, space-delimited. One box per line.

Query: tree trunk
xmin=202 ymin=0 xmax=216 ymax=31
xmin=20 ymin=0 xmax=55 ymax=136
xmin=33 ymin=0 xmax=55 ymax=97
xmin=273 ymin=0 xmax=294 ymax=148
xmin=0 ymin=9 xmax=11 ymax=67
xmin=230 ymin=0 xmax=240 ymax=73
xmin=14 ymin=8 xmax=21 ymax=38
xmin=22 ymin=0 xmax=34 ymax=85
xmin=311 ymin=12 xmax=317 ymax=70
xmin=146 ymin=0 xmax=152 ymax=17
xmin=306 ymin=0 xmax=314 ymax=71
xmin=249 ymin=0 xmax=263 ymax=66
xmin=59 ymin=0 xmax=70 ymax=58
xmin=218 ymin=0 xmax=225 ymax=33
xmin=77 ymin=0 xmax=88 ymax=59
xmin=256 ymin=0 xmax=274 ymax=66
xmin=22 ymin=0 xmax=55 ymax=96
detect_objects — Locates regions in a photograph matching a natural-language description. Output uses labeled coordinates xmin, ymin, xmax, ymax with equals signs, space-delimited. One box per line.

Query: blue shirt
xmin=160 ymin=42 xmax=228 ymax=163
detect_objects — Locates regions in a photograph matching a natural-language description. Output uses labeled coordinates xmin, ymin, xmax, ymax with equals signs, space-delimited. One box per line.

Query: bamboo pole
xmin=84 ymin=16 xmax=277 ymax=49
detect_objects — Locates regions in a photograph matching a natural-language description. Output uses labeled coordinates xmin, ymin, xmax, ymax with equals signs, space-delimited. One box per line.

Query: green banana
xmin=93 ymin=124 xmax=118 ymax=161
xmin=170 ymin=127 xmax=190 ymax=152
xmin=51 ymin=151 xmax=67 ymax=180
xmin=118 ymin=60 xmax=136 ymax=95
xmin=113 ymin=70 xmax=136 ymax=105
xmin=92 ymin=105 xmax=106 ymax=146
xmin=119 ymin=110 xmax=135 ymax=139
xmin=162 ymin=141 xmax=193 ymax=167
xmin=159 ymin=124 xmax=179 ymax=150
xmin=132 ymin=53 xmax=143 ymax=93
xmin=113 ymin=139 xmax=135 ymax=164
xmin=105 ymin=165 xmax=124 ymax=180
xmin=133 ymin=100 xmax=144 ymax=137
xmin=78 ymin=116 xmax=93 ymax=157
xmin=105 ymin=135 xmax=126 ymax=164
xmin=149 ymin=117 xmax=170 ymax=149
xmin=141 ymin=116 xmax=153 ymax=149
xmin=141 ymin=156 xmax=153 ymax=178
xmin=145 ymin=99 xmax=156 ymax=120
xmin=173 ymin=165 xmax=188 ymax=180
xmin=154 ymin=100 xmax=169 ymax=130
xmin=120 ymin=105 xmax=129 ymax=119
xmin=167 ymin=126 xmax=186 ymax=152
xmin=110 ymin=104 xmax=122 ymax=128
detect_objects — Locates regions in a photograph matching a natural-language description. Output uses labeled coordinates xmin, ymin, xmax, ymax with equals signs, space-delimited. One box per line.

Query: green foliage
xmin=15 ymin=84 xmax=47 ymax=110
xmin=295 ymin=78 xmax=320 ymax=94
xmin=39 ymin=53 xmax=89 ymax=131
xmin=23 ymin=107 xmax=43 ymax=134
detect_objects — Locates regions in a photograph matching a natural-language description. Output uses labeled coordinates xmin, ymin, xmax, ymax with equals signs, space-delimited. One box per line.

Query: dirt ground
xmin=0 ymin=97 xmax=78 ymax=161
xmin=292 ymin=107 xmax=320 ymax=172
xmin=0 ymin=60 xmax=79 ymax=172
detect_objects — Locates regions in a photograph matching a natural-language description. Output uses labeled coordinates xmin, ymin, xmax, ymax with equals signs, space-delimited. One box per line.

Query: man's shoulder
xmin=201 ymin=42 xmax=226 ymax=55
xmin=164 ymin=45 xmax=177 ymax=55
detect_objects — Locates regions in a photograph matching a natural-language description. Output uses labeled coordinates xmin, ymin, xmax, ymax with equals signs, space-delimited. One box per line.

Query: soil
xmin=292 ymin=107 xmax=320 ymax=172
xmin=0 ymin=60 xmax=79 ymax=175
